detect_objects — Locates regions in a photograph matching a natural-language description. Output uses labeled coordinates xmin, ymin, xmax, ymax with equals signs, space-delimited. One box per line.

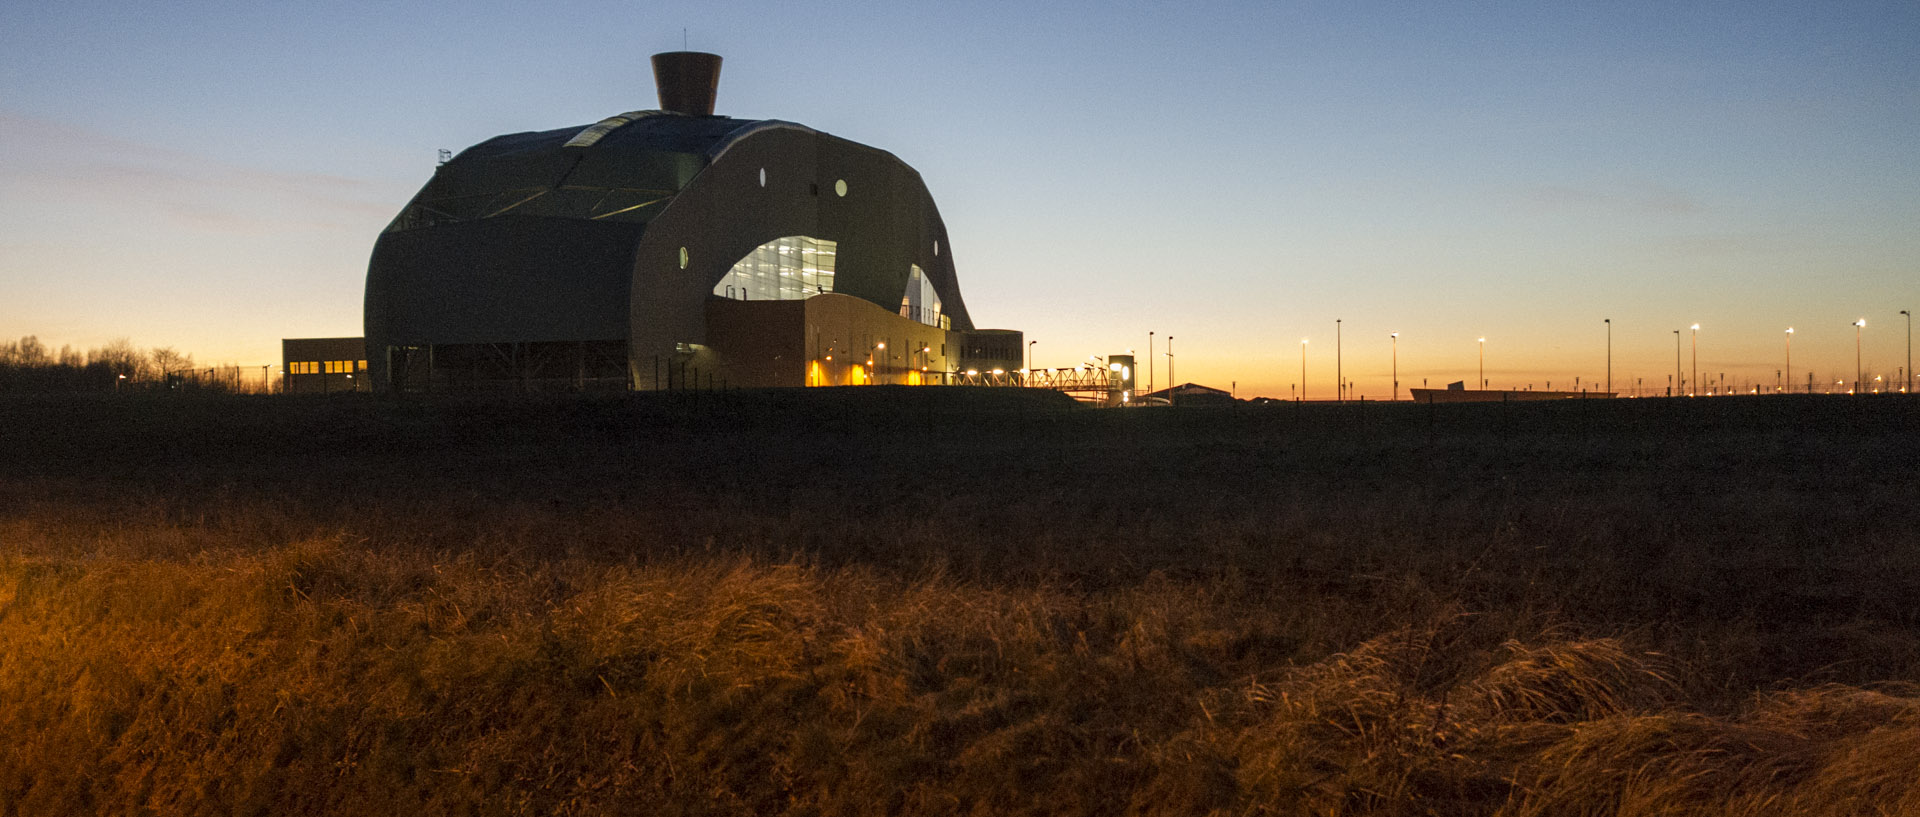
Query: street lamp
xmin=1300 ymin=339 xmax=1308 ymax=402
xmin=1148 ymin=331 xmax=1154 ymax=400
xmin=1784 ymin=328 xmax=1793 ymax=394
xmin=1855 ymin=319 xmax=1865 ymax=393
xmin=1673 ymin=329 xmax=1681 ymax=396
xmin=1027 ymin=339 xmax=1036 ymax=372
xmin=1336 ymin=319 xmax=1343 ymax=403
xmin=1166 ymin=336 xmax=1175 ymax=396
xmin=1604 ymin=318 xmax=1611 ymax=395
xmin=1901 ymin=310 xmax=1911 ymax=394
xmin=1389 ymin=332 xmax=1399 ymax=401
xmin=1690 ymin=324 xmax=1699 ymax=397
xmin=1477 ymin=337 xmax=1486 ymax=390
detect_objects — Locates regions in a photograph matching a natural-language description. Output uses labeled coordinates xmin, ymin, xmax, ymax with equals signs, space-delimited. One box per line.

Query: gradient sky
xmin=3 ymin=0 xmax=1916 ymax=397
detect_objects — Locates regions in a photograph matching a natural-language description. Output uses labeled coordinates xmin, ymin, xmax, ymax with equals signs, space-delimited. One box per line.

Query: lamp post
xmin=1690 ymin=324 xmax=1699 ymax=397
xmin=1336 ymin=319 xmax=1343 ymax=403
xmin=1477 ymin=337 xmax=1485 ymax=390
xmin=1672 ymin=330 xmax=1680 ymax=396
xmin=1027 ymin=340 xmax=1035 ymax=372
xmin=1901 ymin=310 xmax=1911 ymax=394
xmin=1855 ymin=319 xmax=1865 ymax=393
xmin=1300 ymin=339 xmax=1308 ymax=402
xmin=1784 ymin=328 xmax=1793 ymax=394
xmin=1148 ymin=331 xmax=1154 ymax=401
xmin=1604 ymin=319 xmax=1611 ymax=395
xmin=1390 ymin=332 xmax=1399 ymax=401
xmin=1166 ymin=336 xmax=1175 ymax=398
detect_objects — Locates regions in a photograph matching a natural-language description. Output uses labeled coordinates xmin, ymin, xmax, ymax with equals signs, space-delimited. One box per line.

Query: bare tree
xmin=150 ymin=346 xmax=192 ymax=377
xmin=89 ymin=338 xmax=151 ymax=381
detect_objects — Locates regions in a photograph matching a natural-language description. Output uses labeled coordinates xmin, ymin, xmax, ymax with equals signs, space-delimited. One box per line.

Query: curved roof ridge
xmin=706 ymin=119 xmax=817 ymax=162
xmin=564 ymin=110 xmax=669 ymax=148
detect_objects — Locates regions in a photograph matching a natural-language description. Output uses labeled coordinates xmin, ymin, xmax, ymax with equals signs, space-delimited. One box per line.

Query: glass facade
xmin=712 ymin=236 xmax=837 ymax=301
xmin=900 ymin=265 xmax=946 ymax=329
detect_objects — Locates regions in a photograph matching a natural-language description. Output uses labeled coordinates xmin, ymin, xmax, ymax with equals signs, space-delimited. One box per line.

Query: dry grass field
xmin=1 ymin=390 xmax=1917 ymax=815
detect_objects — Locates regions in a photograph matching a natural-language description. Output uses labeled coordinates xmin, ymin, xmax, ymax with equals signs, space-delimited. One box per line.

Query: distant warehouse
xmin=356 ymin=51 xmax=1020 ymax=393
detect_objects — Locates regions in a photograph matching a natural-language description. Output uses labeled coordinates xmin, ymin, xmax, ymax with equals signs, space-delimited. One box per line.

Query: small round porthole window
xmin=758 ymin=168 xmax=767 ymax=187
xmin=678 ymin=247 xmax=689 ymax=269
xmin=834 ymin=179 xmax=848 ymax=197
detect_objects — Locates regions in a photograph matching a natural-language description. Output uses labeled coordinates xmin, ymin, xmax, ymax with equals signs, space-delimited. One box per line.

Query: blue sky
xmin=3 ymin=0 xmax=1916 ymax=395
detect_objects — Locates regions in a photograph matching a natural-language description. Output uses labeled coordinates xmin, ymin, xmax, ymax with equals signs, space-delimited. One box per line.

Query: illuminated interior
xmin=712 ymin=236 xmax=837 ymax=301
xmin=899 ymin=265 xmax=948 ymax=329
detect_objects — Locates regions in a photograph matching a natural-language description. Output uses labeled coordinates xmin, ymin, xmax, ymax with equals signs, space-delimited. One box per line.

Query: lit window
xmin=834 ymin=179 xmax=847 ymax=197
xmin=898 ymin=265 xmax=943 ymax=328
xmin=712 ymin=236 xmax=837 ymax=301
xmin=933 ymin=239 xmax=940 ymax=257
xmin=758 ymin=168 xmax=766 ymax=187
xmin=678 ymin=247 xmax=689 ymax=269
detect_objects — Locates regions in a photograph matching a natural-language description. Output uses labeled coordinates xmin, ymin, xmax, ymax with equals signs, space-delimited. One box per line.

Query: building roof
xmin=382 ymin=112 xmax=830 ymax=233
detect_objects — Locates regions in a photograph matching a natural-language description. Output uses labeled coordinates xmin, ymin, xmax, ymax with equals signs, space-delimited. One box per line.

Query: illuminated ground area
xmin=2 ymin=392 xmax=1917 ymax=815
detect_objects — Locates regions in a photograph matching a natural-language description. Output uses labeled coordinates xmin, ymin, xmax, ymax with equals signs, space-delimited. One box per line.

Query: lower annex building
xmin=348 ymin=50 xmax=1021 ymax=393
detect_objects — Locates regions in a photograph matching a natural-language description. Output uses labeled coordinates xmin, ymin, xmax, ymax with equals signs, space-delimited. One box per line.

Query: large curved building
xmin=365 ymin=51 xmax=1020 ymax=392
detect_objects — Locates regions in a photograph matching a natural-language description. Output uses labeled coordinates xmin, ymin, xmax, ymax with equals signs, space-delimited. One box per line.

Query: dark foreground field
xmin=2 ymin=390 xmax=1917 ymax=816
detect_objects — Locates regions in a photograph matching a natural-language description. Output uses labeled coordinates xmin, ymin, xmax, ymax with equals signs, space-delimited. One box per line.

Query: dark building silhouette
xmin=363 ymin=51 xmax=1017 ymax=392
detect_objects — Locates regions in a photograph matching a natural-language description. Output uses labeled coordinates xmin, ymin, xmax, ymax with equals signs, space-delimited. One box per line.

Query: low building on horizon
xmin=1409 ymin=385 xmax=1616 ymax=403
xmin=281 ymin=337 xmax=367 ymax=394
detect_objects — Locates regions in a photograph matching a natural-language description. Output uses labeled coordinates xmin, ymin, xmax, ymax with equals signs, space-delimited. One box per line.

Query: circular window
xmin=758 ymin=168 xmax=766 ymax=187
xmin=933 ymin=239 xmax=941 ymax=257
xmin=678 ymin=247 xmax=689 ymax=269
xmin=834 ymin=179 xmax=848 ymax=197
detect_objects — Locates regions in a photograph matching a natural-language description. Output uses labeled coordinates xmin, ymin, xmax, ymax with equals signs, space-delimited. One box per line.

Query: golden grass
xmin=3 ymin=518 xmax=1918 ymax=816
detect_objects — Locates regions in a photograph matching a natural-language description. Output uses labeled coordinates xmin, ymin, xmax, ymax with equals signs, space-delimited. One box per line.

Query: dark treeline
xmin=0 ymin=334 xmax=242 ymax=393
